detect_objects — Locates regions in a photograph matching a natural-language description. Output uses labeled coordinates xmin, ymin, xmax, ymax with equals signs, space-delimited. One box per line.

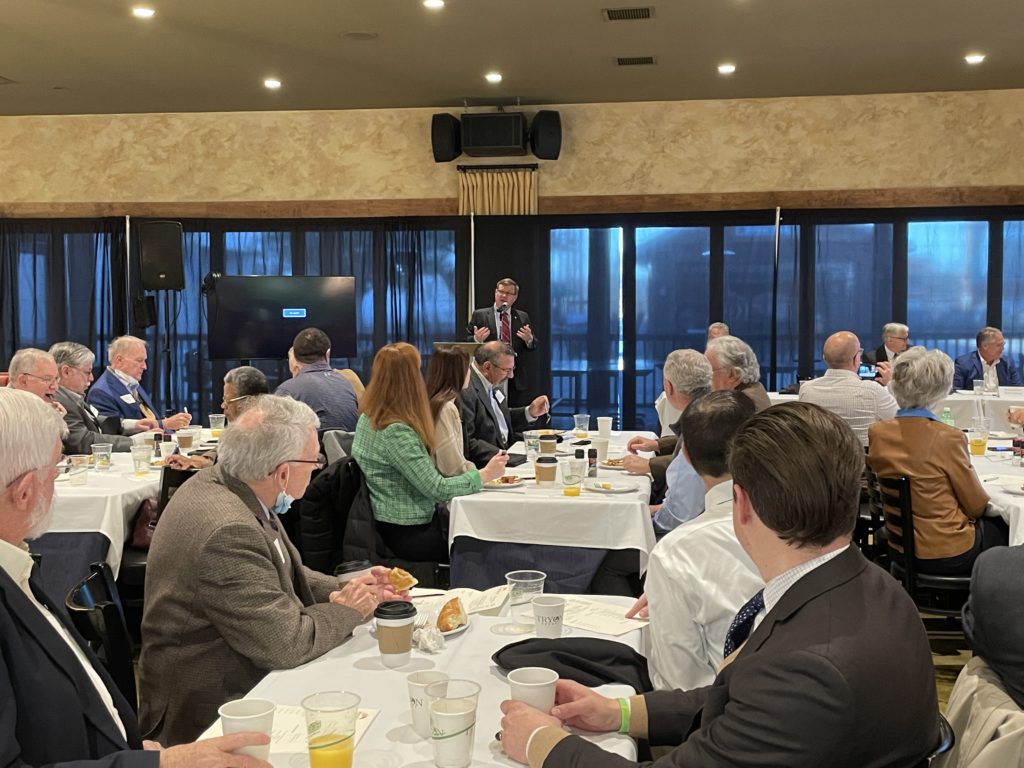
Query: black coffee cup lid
xmin=536 ymin=456 xmax=558 ymax=464
xmin=334 ymin=560 xmax=372 ymax=575
xmin=374 ymin=600 xmax=416 ymax=620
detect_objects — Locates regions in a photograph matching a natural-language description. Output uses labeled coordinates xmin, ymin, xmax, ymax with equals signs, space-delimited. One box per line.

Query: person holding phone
xmin=798 ymin=331 xmax=897 ymax=447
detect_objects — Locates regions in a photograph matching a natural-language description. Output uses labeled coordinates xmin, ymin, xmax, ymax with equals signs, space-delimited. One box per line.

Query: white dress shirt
xmin=980 ymin=353 xmax=1000 ymax=391
xmin=645 ymin=480 xmax=763 ymax=691
xmin=797 ymin=368 xmax=897 ymax=446
xmin=0 ymin=539 xmax=127 ymax=740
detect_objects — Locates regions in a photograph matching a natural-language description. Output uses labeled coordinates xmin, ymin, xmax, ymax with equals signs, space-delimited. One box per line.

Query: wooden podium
xmin=433 ymin=341 xmax=481 ymax=358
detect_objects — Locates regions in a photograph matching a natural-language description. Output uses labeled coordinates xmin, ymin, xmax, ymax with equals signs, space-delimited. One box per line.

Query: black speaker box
xmin=132 ymin=296 xmax=157 ymax=328
xmin=139 ymin=220 xmax=185 ymax=290
xmin=461 ymin=112 xmax=528 ymax=157
xmin=431 ymin=113 xmax=461 ymax=162
xmin=530 ymin=110 xmax=562 ymax=160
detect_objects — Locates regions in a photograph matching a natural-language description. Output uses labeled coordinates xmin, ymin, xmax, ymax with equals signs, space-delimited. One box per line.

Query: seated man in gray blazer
xmin=498 ymin=403 xmax=941 ymax=768
xmin=49 ymin=341 xmax=159 ymax=454
xmin=139 ymin=395 xmax=405 ymax=746
xmin=462 ymin=341 xmax=550 ymax=467
xmin=0 ymin=387 xmax=276 ymax=767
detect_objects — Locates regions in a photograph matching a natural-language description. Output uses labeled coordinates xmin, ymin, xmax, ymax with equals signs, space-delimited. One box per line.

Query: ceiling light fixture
xmin=485 ymin=72 xmax=503 ymax=84
xmin=263 ymin=78 xmax=282 ymax=90
xmin=131 ymin=6 xmax=156 ymax=18
xmin=964 ymin=53 xmax=986 ymax=65
xmin=423 ymin=0 xmax=445 ymax=9
xmin=718 ymin=63 xmax=737 ymax=75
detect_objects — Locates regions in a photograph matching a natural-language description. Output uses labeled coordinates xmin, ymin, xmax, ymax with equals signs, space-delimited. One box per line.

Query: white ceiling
xmin=2 ymin=0 xmax=1023 ymax=116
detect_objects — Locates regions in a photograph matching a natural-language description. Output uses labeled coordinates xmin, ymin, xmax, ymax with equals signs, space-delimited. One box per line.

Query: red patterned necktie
xmin=501 ymin=309 xmax=511 ymax=343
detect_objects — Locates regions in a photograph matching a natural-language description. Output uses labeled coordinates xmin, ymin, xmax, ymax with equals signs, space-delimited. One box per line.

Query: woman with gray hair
xmin=704 ymin=335 xmax=771 ymax=411
xmin=138 ymin=394 xmax=405 ymax=745
xmin=867 ymin=347 xmax=1008 ymax=575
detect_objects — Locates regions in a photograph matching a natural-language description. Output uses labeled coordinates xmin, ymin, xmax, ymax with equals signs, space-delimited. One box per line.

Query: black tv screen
xmin=207 ymin=276 xmax=356 ymax=360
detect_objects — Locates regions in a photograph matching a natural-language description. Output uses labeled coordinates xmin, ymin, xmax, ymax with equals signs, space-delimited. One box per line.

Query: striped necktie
xmin=500 ymin=309 xmax=511 ymax=343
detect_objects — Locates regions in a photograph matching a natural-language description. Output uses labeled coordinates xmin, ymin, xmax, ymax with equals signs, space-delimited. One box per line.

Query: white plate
xmin=988 ymin=431 xmax=1016 ymax=440
xmin=997 ymin=480 xmax=1024 ymax=496
xmin=483 ymin=479 xmax=526 ymax=490
xmin=599 ymin=460 xmax=627 ymax=471
xmin=440 ymin=616 xmax=471 ymax=638
xmin=585 ymin=481 xmax=639 ymax=494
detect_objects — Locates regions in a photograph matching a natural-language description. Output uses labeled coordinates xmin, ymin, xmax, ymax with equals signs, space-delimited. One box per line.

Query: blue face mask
xmin=270 ymin=489 xmax=294 ymax=516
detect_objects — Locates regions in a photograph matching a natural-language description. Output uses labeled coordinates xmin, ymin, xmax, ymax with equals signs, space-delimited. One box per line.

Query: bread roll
xmin=436 ymin=597 xmax=468 ymax=632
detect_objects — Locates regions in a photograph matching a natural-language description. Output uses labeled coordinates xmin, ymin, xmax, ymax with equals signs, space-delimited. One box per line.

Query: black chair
xmin=858 ymin=467 xmax=888 ymax=565
xmin=65 ymin=561 xmax=137 ymax=710
xmin=875 ymin=475 xmax=972 ymax=617
xmin=118 ymin=466 xmax=198 ymax=643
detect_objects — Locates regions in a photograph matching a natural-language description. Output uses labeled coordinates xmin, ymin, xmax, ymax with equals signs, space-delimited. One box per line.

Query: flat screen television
xmin=207 ymin=276 xmax=356 ymax=360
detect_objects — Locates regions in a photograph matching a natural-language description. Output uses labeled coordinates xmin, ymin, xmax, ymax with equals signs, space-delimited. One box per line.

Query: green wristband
xmin=617 ymin=697 xmax=630 ymax=734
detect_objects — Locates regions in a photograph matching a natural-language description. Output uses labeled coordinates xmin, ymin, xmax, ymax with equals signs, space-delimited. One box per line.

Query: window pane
xmin=223 ymin=231 xmax=292 ymax=276
xmin=907 ymin=221 xmax=988 ymax=359
xmin=723 ymin=225 xmax=800 ymax=390
xmin=635 ymin=226 xmax=710 ymax=431
xmin=550 ymin=228 xmax=622 ymax=426
xmin=813 ymin=224 xmax=894 ymax=370
xmin=17 ymin=235 xmax=48 ymax=346
xmin=1002 ymin=221 xmax=1024 ymax=370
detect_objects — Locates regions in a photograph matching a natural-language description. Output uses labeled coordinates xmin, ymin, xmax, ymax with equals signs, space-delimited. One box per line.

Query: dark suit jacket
xmin=466 ymin=306 xmax=536 ymax=393
xmin=963 ymin=545 xmax=1024 ymax=710
xmin=953 ymin=352 xmax=1024 ymax=390
xmin=0 ymin=566 xmax=154 ymax=767
xmin=544 ymin=547 xmax=939 ymax=768
xmin=862 ymin=344 xmax=892 ymax=366
xmin=461 ymin=370 xmax=549 ymax=466
xmin=54 ymin=386 xmax=134 ymax=454
xmin=86 ymin=369 xmax=160 ymax=423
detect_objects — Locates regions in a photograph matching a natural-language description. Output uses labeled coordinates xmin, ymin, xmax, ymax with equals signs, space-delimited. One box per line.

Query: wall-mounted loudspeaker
xmin=530 ymin=110 xmax=562 ymax=160
xmin=431 ymin=113 xmax=461 ymax=162
xmin=139 ymin=220 xmax=185 ymax=290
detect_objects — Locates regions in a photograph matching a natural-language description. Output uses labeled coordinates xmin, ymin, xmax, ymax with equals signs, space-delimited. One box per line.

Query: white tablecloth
xmin=241 ymin=596 xmax=642 ymax=767
xmin=49 ymin=452 xmax=161 ymax=575
xmin=972 ymin=447 xmax=1024 ymax=546
xmin=450 ymin=432 xmax=657 ymax=573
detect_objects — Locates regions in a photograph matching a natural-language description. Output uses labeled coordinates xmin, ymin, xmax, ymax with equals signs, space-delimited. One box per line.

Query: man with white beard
xmin=0 ymin=388 xmax=271 ymax=767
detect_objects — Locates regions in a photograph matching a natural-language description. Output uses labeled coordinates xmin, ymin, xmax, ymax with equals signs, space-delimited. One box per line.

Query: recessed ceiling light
xmin=485 ymin=72 xmax=503 ymax=84
xmin=263 ymin=78 xmax=282 ymax=90
xmin=964 ymin=53 xmax=986 ymax=65
xmin=131 ymin=6 xmax=156 ymax=18
xmin=423 ymin=0 xmax=445 ymax=8
xmin=718 ymin=63 xmax=737 ymax=75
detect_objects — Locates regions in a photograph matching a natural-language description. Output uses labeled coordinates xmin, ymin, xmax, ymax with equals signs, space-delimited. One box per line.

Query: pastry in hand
xmin=388 ymin=567 xmax=419 ymax=592
xmin=436 ymin=597 xmax=468 ymax=632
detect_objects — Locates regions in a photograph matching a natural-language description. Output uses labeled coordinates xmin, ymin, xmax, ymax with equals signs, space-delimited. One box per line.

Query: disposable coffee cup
xmin=597 ymin=416 xmax=613 ymax=438
xmin=539 ymin=435 xmax=558 ymax=455
xmin=591 ymin=437 xmax=610 ymax=463
xmin=532 ymin=596 xmax=566 ymax=639
xmin=374 ymin=600 xmax=417 ymax=668
xmin=535 ymin=456 xmax=558 ymax=485
xmin=407 ymin=670 xmax=449 ymax=739
xmin=218 ymin=698 xmax=275 ymax=760
xmin=508 ymin=667 xmax=559 ymax=713
xmin=334 ymin=559 xmax=373 ymax=583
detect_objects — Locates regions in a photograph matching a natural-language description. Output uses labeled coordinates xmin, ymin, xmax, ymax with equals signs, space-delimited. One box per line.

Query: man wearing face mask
xmin=139 ymin=395 xmax=406 ymax=746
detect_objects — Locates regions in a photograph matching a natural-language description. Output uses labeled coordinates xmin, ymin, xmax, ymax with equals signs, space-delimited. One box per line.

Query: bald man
xmin=798 ymin=331 xmax=897 ymax=446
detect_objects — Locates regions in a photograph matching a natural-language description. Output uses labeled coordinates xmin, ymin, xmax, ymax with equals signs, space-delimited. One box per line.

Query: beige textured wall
xmin=1 ymin=88 xmax=1023 ymax=204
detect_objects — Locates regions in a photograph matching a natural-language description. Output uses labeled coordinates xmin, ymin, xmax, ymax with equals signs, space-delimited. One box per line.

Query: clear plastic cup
xmin=130 ymin=444 xmax=153 ymax=476
xmin=209 ymin=413 xmax=226 ymax=438
xmin=505 ymin=570 xmax=546 ymax=624
xmin=302 ymin=691 xmax=361 ymax=768
xmin=573 ymin=413 xmax=591 ymax=437
xmin=91 ymin=443 xmax=113 ymax=471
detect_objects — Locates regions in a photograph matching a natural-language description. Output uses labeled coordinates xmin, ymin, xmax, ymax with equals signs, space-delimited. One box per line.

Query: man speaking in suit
xmin=463 ymin=341 xmax=550 ymax=467
xmin=467 ymin=278 xmax=536 ymax=406
xmin=498 ymin=402 xmax=940 ymax=768
xmin=0 ymin=388 xmax=274 ymax=767
xmin=86 ymin=335 xmax=190 ymax=430
xmin=50 ymin=341 xmax=159 ymax=454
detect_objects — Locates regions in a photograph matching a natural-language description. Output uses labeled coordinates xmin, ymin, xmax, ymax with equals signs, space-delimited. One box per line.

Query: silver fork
xmin=414 ymin=612 xmax=431 ymax=629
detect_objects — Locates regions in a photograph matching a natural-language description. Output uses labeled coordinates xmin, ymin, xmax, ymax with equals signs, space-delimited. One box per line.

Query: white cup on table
xmin=531 ymin=596 xmax=566 ymax=638
xmin=218 ymin=698 xmax=275 ymax=760
xmin=597 ymin=416 xmax=613 ymax=438
xmin=508 ymin=667 xmax=559 ymax=713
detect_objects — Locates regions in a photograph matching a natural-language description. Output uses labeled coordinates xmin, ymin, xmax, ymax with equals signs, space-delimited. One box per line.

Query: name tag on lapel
xmin=273 ymin=538 xmax=286 ymax=564
xmin=494 ymin=389 xmax=505 ymax=404
xmin=120 ymin=394 xmax=136 ymax=404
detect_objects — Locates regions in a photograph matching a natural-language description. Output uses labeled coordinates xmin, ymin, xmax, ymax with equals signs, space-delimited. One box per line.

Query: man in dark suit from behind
xmin=0 ymin=387 xmax=271 ymax=767
xmin=462 ymin=341 xmax=550 ymax=467
xmin=467 ymin=277 xmax=536 ymax=406
xmin=498 ymin=402 xmax=940 ymax=768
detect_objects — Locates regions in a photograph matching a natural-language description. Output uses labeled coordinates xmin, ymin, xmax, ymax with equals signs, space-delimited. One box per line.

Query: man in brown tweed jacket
xmin=139 ymin=395 xmax=401 ymax=745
